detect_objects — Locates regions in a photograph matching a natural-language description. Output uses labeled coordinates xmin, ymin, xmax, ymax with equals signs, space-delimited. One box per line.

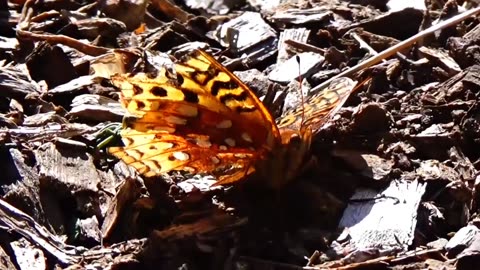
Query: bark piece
xmin=75 ymin=216 xmax=101 ymax=244
xmin=246 ymin=0 xmax=289 ymax=13
xmin=211 ymin=11 xmax=278 ymax=54
xmin=234 ymin=68 xmax=273 ymax=97
xmin=421 ymin=65 xmax=480 ymax=105
xmin=387 ymin=0 xmax=426 ymax=11
xmin=0 ymin=196 xmax=146 ymax=267
xmin=150 ymin=0 xmax=194 ymax=23
xmin=0 ymin=36 xmax=18 ymax=51
xmin=73 ymin=17 xmax=126 ymax=40
xmin=340 ymin=8 xmax=424 ymax=39
xmin=23 ymin=112 xmax=68 ymax=127
xmin=271 ymin=7 xmax=333 ymax=25
xmin=457 ymin=232 xmax=480 ymax=270
xmin=418 ymin=46 xmax=461 ymax=77
xmin=10 ymin=238 xmax=46 ymax=270
xmin=26 ymin=43 xmax=78 ymax=89
xmin=48 ymin=75 xmax=104 ymax=95
xmin=100 ymin=0 xmax=148 ymax=30
xmin=448 ymin=23 xmax=480 ymax=68
xmin=2 ymin=148 xmax=47 ymax=227
xmin=0 ymin=198 xmax=79 ymax=265
xmin=101 ymin=176 xmax=142 ymax=240
xmin=151 ymin=211 xmax=247 ymax=240
xmin=0 ymin=242 xmax=17 ymax=270
xmin=277 ymin=28 xmax=311 ymax=63
xmin=69 ymin=94 xmax=124 ymax=123
xmin=333 ymin=151 xmax=394 ymax=181
xmin=1 ymin=123 xmax=100 ymax=145
xmin=142 ymin=22 xmax=192 ymax=52
xmin=0 ymin=65 xmax=41 ymax=99
xmin=351 ymin=103 xmax=392 ymax=133
xmin=416 ymin=160 xmax=460 ymax=182
xmin=338 ymin=180 xmax=426 ymax=254
xmin=446 ymin=225 xmax=480 ymax=257
xmin=268 ymin=51 xmax=324 ymax=84
xmin=184 ymin=0 xmax=238 ymax=15
xmin=89 ymin=50 xmax=141 ymax=78
xmin=34 ymin=142 xmax=100 ymax=195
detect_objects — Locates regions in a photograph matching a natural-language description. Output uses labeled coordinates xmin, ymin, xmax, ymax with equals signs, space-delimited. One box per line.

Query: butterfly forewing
xmin=108 ymin=49 xmax=281 ymax=184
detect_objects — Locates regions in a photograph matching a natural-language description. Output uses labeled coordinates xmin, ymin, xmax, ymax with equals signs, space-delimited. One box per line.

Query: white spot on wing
xmin=216 ymin=120 xmax=232 ymax=129
xmin=241 ymin=132 xmax=253 ymax=142
xmin=225 ymin=138 xmax=235 ymax=147
xmin=219 ymin=145 xmax=227 ymax=150
xmin=166 ymin=115 xmax=187 ymax=125
xmin=196 ymin=138 xmax=212 ymax=148
xmin=162 ymin=142 xmax=174 ymax=149
xmin=173 ymin=151 xmax=189 ymax=161
xmin=183 ymin=166 xmax=196 ymax=173
xmin=146 ymin=125 xmax=176 ymax=133
xmin=176 ymin=105 xmax=198 ymax=117
xmin=210 ymin=156 xmax=220 ymax=164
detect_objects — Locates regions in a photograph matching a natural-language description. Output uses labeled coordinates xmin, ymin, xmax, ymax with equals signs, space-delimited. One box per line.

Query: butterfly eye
xmin=145 ymin=70 xmax=159 ymax=79
xmin=165 ymin=66 xmax=176 ymax=79
xmin=288 ymin=133 xmax=302 ymax=144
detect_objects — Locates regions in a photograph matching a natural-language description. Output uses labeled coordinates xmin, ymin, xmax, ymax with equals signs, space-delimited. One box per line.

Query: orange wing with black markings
xmin=108 ymin=49 xmax=281 ymax=185
xmin=276 ymin=77 xmax=357 ymax=133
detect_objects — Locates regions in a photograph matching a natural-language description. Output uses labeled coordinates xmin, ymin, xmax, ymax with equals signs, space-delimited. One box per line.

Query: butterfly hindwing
xmin=108 ymin=130 xmax=257 ymax=183
xmin=276 ymin=77 xmax=357 ymax=132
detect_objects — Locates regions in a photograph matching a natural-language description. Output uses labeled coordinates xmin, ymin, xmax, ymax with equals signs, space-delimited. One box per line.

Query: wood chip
xmin=268 ymin=51 xmax=324 ymax=83
xmin=338 ymin=180 xmax=426 ymax=251
xmin=211 ymin=11 xmax=277 ymax=54
xmin=34 ymin=142 xmax=100 ymax=193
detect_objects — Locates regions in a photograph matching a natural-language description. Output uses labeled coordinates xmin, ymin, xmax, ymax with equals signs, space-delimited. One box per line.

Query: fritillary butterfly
xmin=108 ymin=49 xmax=357 ymax=188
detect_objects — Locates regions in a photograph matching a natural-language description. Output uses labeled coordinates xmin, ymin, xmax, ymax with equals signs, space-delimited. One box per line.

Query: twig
xmin=235 ymin=255 xmax=306 ymax=270
xmin=16 ymin=30 xmax=110 ymax=56
xmin=310 ymin=6 xmax=480 ymax=93
xmin=284 ymin=39 xmax=326 ymax=54
xmin=351 ymin=33 xmax=383 ymax=59
xmin=0 ymin=197 xmax=146 ymax=266
xmin=0 ymin=197 xmax=81 ymax=264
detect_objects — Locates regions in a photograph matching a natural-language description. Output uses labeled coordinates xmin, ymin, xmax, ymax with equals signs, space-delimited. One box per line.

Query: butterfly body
xmin=253 ymin=128 xmax=311 ymax=188
xmin=108 ymin=49 xmax=357 ymax=189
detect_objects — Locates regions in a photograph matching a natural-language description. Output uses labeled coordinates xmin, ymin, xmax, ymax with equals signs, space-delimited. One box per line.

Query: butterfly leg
xmin=297 ymin=155 xmax=319 ymax=176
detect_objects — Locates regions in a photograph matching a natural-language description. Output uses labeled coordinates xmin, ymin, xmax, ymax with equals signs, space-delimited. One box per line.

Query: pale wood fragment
xmin=338 ymin=180 xmax=426 ymax=252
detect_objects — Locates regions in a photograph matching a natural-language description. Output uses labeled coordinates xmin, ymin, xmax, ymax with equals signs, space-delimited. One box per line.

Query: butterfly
xmin=107 ymin=49 xmax=357 ymax=189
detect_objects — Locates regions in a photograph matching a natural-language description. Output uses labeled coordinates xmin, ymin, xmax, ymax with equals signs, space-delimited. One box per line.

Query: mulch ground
xmin=1 ymin=0 xmax=480 ymax=269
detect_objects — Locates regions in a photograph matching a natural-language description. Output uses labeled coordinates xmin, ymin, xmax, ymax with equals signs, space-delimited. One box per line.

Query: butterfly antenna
xmin=296 ymin=55 xmax=306 ymax=126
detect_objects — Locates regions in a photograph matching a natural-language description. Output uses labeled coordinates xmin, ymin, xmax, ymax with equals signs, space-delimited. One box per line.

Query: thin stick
xmin=17 ymin=30 xmax=110 ymax=56
xmin=310 ymin=6 xmax=480 ymax=93
xmin=296 ymin=55 xmax=306 ymax=126
xmin=351 ymin=33 xmax=383 ymax=59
